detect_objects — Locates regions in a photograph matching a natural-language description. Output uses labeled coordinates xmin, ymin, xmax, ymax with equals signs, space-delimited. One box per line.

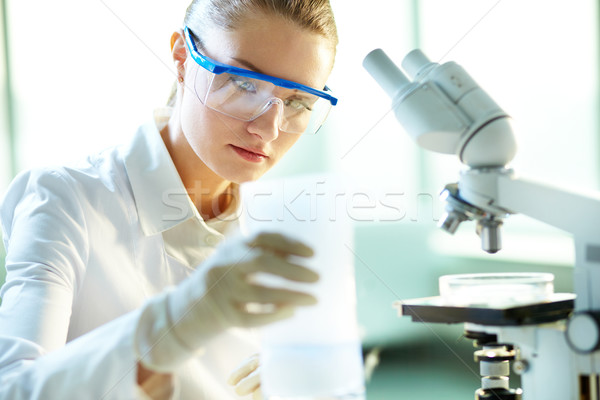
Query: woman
xmin=0 ymin=0 xmax=338 ymax=398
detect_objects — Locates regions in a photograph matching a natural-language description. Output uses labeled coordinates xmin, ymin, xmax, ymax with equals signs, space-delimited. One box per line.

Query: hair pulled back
xmin=167 ymin=0 xmax=338 ymax=106
xmin=185 ymin=0 xmax=338 ymax=49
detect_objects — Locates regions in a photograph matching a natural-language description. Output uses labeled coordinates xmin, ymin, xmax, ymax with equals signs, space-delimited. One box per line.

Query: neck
xmin=160 ymin=115 xmax=233 ymax=221
xmin=183 ymin=171 xmax=234 ymax=221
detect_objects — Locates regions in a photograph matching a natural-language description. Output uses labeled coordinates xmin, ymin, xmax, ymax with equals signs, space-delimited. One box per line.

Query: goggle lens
xmin=194 ymin=69 xmax=333 ymax=135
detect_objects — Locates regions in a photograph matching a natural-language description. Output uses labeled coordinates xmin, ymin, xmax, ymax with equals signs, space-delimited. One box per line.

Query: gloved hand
xmin=228 ymin=353 xmax=262 ymax=399
xmin=135 ymin=232 xmax=318 ymax=371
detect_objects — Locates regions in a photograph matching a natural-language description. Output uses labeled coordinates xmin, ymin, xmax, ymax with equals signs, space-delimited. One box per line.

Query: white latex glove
xmin=228 ymin=353 xmax=262 ymax=399
xmin=135 ymin=232 xmax=318 ymax=371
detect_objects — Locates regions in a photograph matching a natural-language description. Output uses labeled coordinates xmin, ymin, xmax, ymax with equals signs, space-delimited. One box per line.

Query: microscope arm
xmin=459 ymin=169 xmax=600 ymax=312
xmin=364 ymin=47 xmax=600 ymax=396
xmin=363 ymin=46 xmax=600 ymax=315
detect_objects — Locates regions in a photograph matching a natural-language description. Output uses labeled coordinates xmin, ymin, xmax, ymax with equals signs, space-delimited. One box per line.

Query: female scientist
xmin=0 ymin=0 xmax=338 ymax=398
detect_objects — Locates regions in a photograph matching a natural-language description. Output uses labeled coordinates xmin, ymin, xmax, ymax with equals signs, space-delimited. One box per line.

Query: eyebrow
xmin=229 ymin=57 xmax=309 ymax=92
xmin=230 ymin=57 xmax=268 ymax=76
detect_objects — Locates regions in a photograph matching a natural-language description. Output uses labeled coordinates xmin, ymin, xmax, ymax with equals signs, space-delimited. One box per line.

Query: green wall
xmin=352 ymin=220 xmax=573 ymax=348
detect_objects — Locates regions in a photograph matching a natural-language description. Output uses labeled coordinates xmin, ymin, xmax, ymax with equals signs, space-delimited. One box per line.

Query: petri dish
xmin=439 ymin=272 xmax=555 ymax=308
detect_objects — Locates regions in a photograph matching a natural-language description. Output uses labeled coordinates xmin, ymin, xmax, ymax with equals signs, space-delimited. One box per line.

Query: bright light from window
xmin=8 ymin=0 xmax=189 ymax=172
xmin=328 ymin=0 xmax=598 ymax=263
xmin=6 ymin=0 xmax=598 ymax=265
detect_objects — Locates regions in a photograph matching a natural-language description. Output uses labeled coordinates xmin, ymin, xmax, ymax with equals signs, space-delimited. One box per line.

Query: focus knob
xmin=566 ymin=312 xmax=600 ymax=354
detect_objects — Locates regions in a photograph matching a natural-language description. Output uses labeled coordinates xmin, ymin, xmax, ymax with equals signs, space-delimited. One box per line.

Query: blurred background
xmin=0 ymin=0 xmax=598 ymax=398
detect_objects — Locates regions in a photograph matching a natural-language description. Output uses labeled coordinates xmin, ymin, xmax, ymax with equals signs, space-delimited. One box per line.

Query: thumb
xmin=233 ymin=368 xmax=260 ymax=396
xmin=227 ymin=353 xmax=260 ymax=386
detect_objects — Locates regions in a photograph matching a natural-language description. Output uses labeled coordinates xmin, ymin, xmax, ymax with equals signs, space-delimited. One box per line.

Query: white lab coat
xmin=0 ymin=109 xmax=258 ymax=399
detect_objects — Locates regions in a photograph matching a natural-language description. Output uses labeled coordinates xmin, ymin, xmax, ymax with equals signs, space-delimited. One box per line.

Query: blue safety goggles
xmin=184 ymin=26 xmax=337 ymax=135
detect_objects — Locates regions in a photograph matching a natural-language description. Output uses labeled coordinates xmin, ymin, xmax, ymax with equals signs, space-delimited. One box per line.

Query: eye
xmin=284 ymin=98 xmax=312 ymax=112
xmin=230 ymin=76 xmax=257 ymax=93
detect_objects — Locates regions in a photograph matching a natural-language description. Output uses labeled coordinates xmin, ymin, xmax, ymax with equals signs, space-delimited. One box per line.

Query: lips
xmin=239 ymin=145 xmax=267 ymax=157
xmin=230 ymin=145 xmax=269 ymax=163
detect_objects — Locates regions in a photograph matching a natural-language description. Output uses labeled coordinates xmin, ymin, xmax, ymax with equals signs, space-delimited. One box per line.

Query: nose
xmin=246 ymin=99 xmax=282 ymax=142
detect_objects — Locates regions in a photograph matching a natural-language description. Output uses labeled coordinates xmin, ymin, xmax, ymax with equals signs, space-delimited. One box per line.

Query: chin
xmin=220 ymin=167 xmax=268 ymax=184
xmin=210 ymin=153 xmax=276 ymax=183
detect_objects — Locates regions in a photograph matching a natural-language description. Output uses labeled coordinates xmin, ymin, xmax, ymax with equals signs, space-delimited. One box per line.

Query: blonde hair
xmin=167 ymin=0 xmax=338 ymax=106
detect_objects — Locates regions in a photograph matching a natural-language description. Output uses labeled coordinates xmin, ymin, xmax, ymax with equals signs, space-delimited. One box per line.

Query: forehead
xmin=199 ymin=14 xmax=335 ymax=90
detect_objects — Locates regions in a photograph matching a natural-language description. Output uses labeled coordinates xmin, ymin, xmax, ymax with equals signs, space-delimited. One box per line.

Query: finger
xmin=245 ymin=252 xmax=320 ymax=282
xmin=234 ymin=368 xmax=260 ymax=396
xmin=139 ymin=373 xmax=175 ymax=399
xmin=235 ymin=286 xmax=317 ymax=306
xmin=247 ymin=232 xmax=314 ymax=258
xmin=238 ymin=305 xmax=295 ymax=327
xmin=253 ymin=387 xmax=263 ymax=400
xmin=227 ymin=354 xmax=260 ymax=386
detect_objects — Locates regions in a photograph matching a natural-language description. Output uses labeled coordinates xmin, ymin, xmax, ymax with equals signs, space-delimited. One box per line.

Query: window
xmin=327 ymin=0 xmax=598 ymax=265
xmin=3 ymin=0 xmax=598 ymax=267
xmin=0 ymin=0 xmax=12 ymax=192
xmin=5 ymin=0 xmax=189 ymax=174
xmin=2 ymin=0 xmax=596 ymax=346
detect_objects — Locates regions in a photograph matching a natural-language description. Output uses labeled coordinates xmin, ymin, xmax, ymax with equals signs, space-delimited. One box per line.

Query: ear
xmin=170 ymin=30 xmax=188 ymax=81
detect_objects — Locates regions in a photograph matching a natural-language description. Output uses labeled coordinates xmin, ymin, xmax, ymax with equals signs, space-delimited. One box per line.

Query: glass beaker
xmin=239 ymin=174 xmax=365 ymax=400
xmin=439 ymin=272 xmax=555 ymax=308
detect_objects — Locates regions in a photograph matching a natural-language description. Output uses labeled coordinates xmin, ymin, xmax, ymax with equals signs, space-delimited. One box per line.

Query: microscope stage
xmin=394 ymin=293 xmax=575 ymax=326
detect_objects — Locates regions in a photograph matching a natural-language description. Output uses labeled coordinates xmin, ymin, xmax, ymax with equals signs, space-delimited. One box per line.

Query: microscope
xmin=363 ymin=48 xmax=600 ymax=399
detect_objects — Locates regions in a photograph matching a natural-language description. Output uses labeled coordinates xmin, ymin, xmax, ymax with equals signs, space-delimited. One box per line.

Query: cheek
xmin=180 ymin=98 xmax=207 ymax=144
xmin=273 ymin=134 xmax=302 ymax=160
xmin=180 ymin=83 xmax=225 ymax=142
xmin=179 ymin=77 xmax=242 ymax=147
xmin=178 ymin=91 xmax=225 ymax=169
xmin=179 ymin=67 xmax=212 ymax=142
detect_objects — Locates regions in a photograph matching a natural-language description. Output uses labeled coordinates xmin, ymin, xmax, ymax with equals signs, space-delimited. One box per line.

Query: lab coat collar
xmin=123 ymin=108 xmax=196 ymax=236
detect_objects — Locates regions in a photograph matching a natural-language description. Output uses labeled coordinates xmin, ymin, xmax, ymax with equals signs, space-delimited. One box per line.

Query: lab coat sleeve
xmin=0 ymin=310 xmax=146 ymax=399
xmin=0 ymin=168 xmax=147 ymax=399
